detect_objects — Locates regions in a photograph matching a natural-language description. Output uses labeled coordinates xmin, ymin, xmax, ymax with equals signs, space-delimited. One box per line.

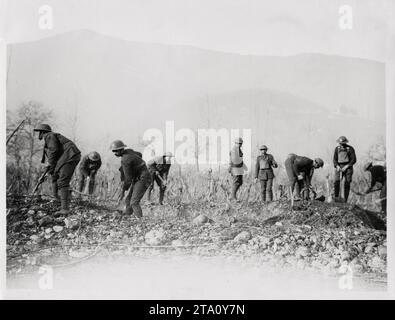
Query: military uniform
xmin=78 ymin=153 xmax=102 ymax=194
xmin=42 ymin=132 xmax=81 ymax=192
xmin=120 ymin=149 xmax=151 ymax=218
xmin=255 ymin=153 xmax=278 ymax=202
xmin=284 ymin=154 xmax=315 ymax=200
xmin=333 ymin=144 xmax=356 ymax=202
xmin=41 ymin=131 xmax=81 ymax=214
xmin=229 ymin=144 xmax=246 ymax=200
xmin=366 ymin=165 xmax=386 ymax=213
xmin=147 ymin=156 xmax=172 ymax=204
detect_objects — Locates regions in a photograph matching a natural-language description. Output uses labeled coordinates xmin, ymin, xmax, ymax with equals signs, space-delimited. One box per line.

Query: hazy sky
xmin=1 ymin=0 xmax=395 ymax=61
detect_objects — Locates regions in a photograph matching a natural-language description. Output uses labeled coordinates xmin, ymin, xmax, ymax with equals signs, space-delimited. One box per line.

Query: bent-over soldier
xmin=364 ymin=162 xmax=386 ymax=214
xmin=147 ymin=152 xmax=173 ymax=205
xmin=111 ymin=140 xmax=151 ymax=218
xmin=78 ymin=151 xmax=102 ymax=195
xmin=284 ymin=154 xmax=324 ymax=200
xmin=34 ymin=124 xmax=81 ymax=215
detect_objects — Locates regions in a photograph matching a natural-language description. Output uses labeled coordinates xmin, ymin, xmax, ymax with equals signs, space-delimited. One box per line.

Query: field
xmin=5 ymin=165 xmax=387 ymax=296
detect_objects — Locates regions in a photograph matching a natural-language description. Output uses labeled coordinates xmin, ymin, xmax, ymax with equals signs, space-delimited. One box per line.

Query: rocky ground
xmin=6 ymin=193 xmax=387 ymax=287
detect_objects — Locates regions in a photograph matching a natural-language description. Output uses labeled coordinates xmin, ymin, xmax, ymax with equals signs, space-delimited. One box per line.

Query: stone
xmin=26 ymin=217 xmax=35 ymax=226
xmin=30 ymin=235 xmax=39 ymax=242
xmin=27 ymin=210 xmax=35 ymax=215
xmin=233 ymin=231 xmax=252 ymax=243
xmin=45 ymin=228 xmax=52 ymax=234
xmin=377 ymin=245 xmax=387 ymax=258
xmin=295 ymin=246 xmax=310 ymax=258
xmin=53 ymin=226 xmax=63 ymax=233
xmin=193 ymin=214 xmax=209 ymax=225
xmin=145 ymin=228 xmax=166 ymax=246
xmin=38 ymin=216 xmax=53 ymax=227
xmin=171 ymin=239 xmax=184 ymax=247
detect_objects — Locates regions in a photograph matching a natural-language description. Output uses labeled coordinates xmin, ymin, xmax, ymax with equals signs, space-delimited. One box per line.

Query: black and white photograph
xmin=1 ymin=0 xmax=394 ymax=302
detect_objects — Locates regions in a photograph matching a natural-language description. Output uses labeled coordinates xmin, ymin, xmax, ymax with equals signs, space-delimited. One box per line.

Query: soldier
xmin=147 ymin=152 xmax=173 ymax=205
xmin=284 ymin=154 xmax=324 ymax=200
xmin=254 ymin=145 xmax=278 ymax=202
xmin=364 ymin=162 xmax=386 ymax=214
xmin=333 ymin=136 xmax=357 ymax=202
xmin=78 ymin=151 xmax=102 ymax=195
xmin=228 ymin=137 xmax=247 ymax=200
xmin=110 ymin=140 xmax=151 ymax=218
xmin=34 ymin=124 xmax=81 ymax=215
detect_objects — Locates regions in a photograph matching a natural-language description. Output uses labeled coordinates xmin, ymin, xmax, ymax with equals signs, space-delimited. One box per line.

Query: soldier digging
xmin=78 ymin=151 xmax=102 ymax=196
xmin=110 ymin=140 xmax=151 ymax=218
xmin=147 ymin=152 xmax=174 ymax=205
xmin=34 ymin=124 xmax=81 ymax=216
xmin=284 ymin=153 xmax=324 ymax=200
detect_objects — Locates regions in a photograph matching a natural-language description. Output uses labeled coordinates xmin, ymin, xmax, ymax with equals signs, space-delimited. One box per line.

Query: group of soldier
xmin=32 ymin=123 xmax=387 ymax=218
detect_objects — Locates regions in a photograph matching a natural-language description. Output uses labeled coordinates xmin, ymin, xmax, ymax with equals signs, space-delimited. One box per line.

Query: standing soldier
xmin=228 ymin=137 xmax=247 ymax=200
xmin=333 ymin=136 xmax=357 ymax=202
xmin=110 ymin=140 xmax=151 ymax=218
xmin=78 ymin=151 xmax=102 ymax=196
xmin=364 ymin=162 xmax=386 ymax=214
xmin=284 ymin=154 xmax=324 ymax=200
xmin=254 ymin=145 xmax=278 ymax=202
xmin=34 ymin=124 xmax=81 ymax=215
xmin=147 ymin=152 xmax=173 ymax=205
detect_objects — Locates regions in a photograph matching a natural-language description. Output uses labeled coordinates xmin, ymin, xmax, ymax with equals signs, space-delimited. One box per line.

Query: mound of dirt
xmin=261 ymin=200 xmax=386 ymax=231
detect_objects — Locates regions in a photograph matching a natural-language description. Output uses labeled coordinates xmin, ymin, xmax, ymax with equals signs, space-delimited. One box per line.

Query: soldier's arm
xmin=333 ymin=148 xmax=339 ymax=167
xmin=271 ymin=155 xmax=278 ymax=168
xmin=147 ymin=158 xmax=158 ymax=173
xmin=292 ymin=159 xmax=301 ymax=176
xmin=45 ymin=134 xmax=60 ymax=174
xmin=96 ymin=158 xmax=102 ymax=170
xmin=121 ymin=160 xmax=133 ymax=191
xmin=255 ymin=157 xmax=260 ymax=179
xmin=80 ymin=156 xmax=90 ymax=175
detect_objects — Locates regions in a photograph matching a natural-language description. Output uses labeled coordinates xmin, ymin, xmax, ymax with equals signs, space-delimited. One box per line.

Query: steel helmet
xmin=110 ymin=140 xmax=127 ymax=151
xmin=34 ymin=124 xmax=52 ymax=132
xmin=259 ymin=145 xmax=268 ymax=150
xmin=88 ymin=151 xmax=100 ymax=161
xmin=164 ymin=152 xmax=174 ymax=157
xmin=234 ymin=137 xmax=243 ymax=144
xmin=364 ymin=162 xmax=373 ymax=171
xmin=314 ymin=158 xmax=324 ymax=168
xmin=337 ymin=136 xmax=349 ymax=143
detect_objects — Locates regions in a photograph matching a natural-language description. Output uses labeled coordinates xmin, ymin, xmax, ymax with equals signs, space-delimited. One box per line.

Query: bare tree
xmin=6 ymin=101 xmax=54 ymax=192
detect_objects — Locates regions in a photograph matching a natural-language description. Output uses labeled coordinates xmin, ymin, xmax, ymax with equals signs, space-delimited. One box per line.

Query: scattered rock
xmin=53 ymin=226 xmax=63 ymax=233
xmin=38 ymin=216 xmax=53 ymax=227
xmin=171 ymin=239 xmax=184 ymax=247
xmin=30 ymin=235 xmax=40 ymax=242
xmin=193 ymin=214 xmax=209 ymax=225
xmin=377 ymin=245 xmax=387 ymax=258
xmin=26 ymin=217 xmax=35 ymax=226
xmin=295 ymin=246 xmax=310 ymax=258
xmin=45 ymin=228 xmax=52 ymax=234
xmin=27 ymin=210 xmax=35 ymax=215
xmin=233 ymin=231 xmax=252 ymax=243
xmin=145 ymin=228 xmax=166 ymax=246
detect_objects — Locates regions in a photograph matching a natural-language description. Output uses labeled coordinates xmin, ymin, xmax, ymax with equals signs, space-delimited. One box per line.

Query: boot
xmin=52 ymin=182 xmax=60 ymax=201
xmin=54 ymin=188 xmax=71 ymax=217
xmin=123 ymin=196 xmax=133 ymax=215
xmin=159 ymin=188 xmax=165 ymax=205
xmin=267 ymin=190 xmax=273 ymax=202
